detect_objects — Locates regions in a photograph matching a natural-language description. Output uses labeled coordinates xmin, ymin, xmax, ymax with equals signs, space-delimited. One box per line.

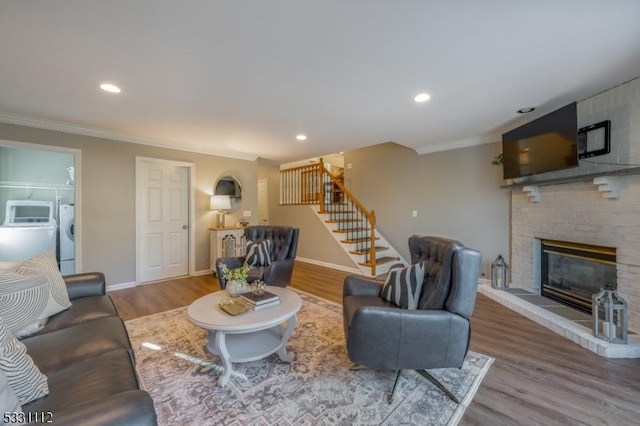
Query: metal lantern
xmin=592 ymin=283 xmax=628 ymax=344
xmin=491 ymin=255 xmax=509 ymax=290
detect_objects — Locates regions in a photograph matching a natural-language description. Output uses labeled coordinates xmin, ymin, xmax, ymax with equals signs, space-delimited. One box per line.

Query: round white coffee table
xmin=186 ymin=286 xmax=302 ymax=386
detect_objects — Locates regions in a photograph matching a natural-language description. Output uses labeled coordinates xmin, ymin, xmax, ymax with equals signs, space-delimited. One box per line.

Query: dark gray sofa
xmin=19 ymin=272 xmax=157 ymax=425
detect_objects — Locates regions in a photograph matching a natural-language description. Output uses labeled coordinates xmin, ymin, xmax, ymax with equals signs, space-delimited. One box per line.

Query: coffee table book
xmin=241 ymin=291 xmax=280 ymax=306
xmin=252 ymin=299 xmax=281 ymax=311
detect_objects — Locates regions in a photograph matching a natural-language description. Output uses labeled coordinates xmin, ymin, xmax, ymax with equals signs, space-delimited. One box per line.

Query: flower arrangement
xmin=218 ymin=262 xmax=251 ymax=284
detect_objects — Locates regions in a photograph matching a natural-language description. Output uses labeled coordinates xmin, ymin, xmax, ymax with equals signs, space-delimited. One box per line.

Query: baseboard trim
xmin=296 ymin=257 xmax=361 ymax=274
xmin=106 ymin=281 xmax=136 ymax=292
xmin=106 ymin=270 xmax=211 ymax=292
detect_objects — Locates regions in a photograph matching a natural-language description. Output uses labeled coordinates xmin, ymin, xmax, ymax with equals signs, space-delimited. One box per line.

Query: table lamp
xmin=210 ymin=195 xmax=231 ymax=228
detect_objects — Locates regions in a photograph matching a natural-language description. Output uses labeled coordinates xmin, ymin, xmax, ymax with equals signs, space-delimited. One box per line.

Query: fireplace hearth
xmin=540 ymin=239 xmax=617 ymax=314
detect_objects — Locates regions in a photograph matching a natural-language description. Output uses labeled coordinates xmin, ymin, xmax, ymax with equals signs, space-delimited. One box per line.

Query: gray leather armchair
xmin=342 ymin=235 xmax=482 ymax=403
xmin=215 ymin=225 xmax=299 ymax=289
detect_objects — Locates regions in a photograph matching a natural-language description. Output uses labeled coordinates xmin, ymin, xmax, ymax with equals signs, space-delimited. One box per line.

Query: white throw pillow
xmin=15 ymin=250 xmax=71 ymax=319
xmin=0 ymin=317 xmax=49 ymax=405
xmin=0 ymin=271 xmax=49 ymax=336
xmin=0 ymin=261 xmax=20 ymax=272
xmin=0 ymin=369 xmax=22 ymax=415
xmin=0 ymin=369 xmax=21 ymax=415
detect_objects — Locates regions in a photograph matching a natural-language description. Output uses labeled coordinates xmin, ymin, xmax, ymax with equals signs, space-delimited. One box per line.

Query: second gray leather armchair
xmin=342 ymin=235 xmax=482 ymax=403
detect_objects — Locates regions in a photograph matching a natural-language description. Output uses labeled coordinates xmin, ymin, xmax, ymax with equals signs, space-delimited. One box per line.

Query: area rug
xmin=125 ymin=289 xmax=493 ymax=425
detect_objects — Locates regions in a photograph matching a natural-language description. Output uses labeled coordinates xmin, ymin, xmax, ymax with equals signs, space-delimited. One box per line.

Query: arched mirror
xmin=214 ymin=175 xmax=242 ymax=212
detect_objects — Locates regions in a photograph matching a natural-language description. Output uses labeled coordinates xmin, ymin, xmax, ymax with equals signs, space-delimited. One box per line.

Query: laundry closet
xmin=0 ymin=145 xmax=75 ymax=274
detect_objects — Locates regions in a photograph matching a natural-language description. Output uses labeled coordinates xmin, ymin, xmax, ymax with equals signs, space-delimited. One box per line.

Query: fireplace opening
xmin=540 ymin=239 xmax=617 ymax=314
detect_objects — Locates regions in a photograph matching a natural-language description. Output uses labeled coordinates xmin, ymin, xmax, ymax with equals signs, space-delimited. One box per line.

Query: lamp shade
xmin=210 ymin=195 xmax=231 ymax=211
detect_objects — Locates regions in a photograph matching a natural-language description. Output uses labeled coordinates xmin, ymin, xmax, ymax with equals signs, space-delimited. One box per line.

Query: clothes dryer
xmin=59 ymin=204 xmax=75 ymax=275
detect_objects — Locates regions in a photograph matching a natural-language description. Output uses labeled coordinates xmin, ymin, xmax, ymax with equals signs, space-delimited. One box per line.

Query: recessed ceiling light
xmin=99 ymin=83 xmax=121 ymax=94
xmin=296 ymin=134 xmax=307 ymax=141
xmin=414 ymin=93 xmax=431 ymax=103
xmin=517 ymin=107 xmax=536 ymax=114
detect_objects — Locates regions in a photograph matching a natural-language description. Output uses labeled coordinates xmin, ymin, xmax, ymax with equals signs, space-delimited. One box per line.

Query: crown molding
xmin=414 ymin=133 xmax=500 ymax=155
xmin=0 ymin=111 xmax=258 ymax=161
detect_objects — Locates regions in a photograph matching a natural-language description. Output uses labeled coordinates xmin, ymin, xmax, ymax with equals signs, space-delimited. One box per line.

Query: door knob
xmin=182 ymin=225 xmax=188 ymax=229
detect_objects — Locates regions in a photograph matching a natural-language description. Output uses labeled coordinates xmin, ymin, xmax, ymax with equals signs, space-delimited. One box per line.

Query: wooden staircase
xmin=280 ymin=159 xmax=404 ymax=276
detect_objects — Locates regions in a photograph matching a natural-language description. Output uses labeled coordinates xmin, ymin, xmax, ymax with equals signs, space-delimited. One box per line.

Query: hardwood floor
xmin=109 ymin=261 xmax=640 ymax=425
xmin=109 ymin=261 xmax=348 ymax=321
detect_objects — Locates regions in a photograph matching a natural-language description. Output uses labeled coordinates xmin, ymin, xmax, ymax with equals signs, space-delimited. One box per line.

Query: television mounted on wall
xmin=501 ymin=102 xmax=578 ymax=180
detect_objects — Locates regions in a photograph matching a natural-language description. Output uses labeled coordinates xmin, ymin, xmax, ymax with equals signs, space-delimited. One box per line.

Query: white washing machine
xmin=0 ymin=200 xmax=57 ymax=263
xmin=59 ymin=204 xmax=75 ymax=275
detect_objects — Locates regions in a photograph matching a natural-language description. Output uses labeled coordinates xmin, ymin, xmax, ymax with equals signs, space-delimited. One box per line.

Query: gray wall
xmin=257 ymin=160 xmax=355 ymax=269
xmin=1 ymin=125 xmax=510 ymax=283
xmin=344 ymin=142 xmax=510 ymax=278
xmin=262 ymin=142 xmax=510 ymax=278
xmin=0 ymin=123 xmax=258 ymax=285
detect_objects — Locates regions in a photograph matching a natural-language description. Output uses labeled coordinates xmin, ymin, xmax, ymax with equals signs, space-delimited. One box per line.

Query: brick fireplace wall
xmin=510 ymin=77 xmax=640 ymax=332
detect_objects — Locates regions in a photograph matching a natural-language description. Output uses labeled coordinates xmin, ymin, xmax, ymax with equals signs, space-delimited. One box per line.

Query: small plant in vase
xmin=218 ymin=262 xmax=251 ymax=297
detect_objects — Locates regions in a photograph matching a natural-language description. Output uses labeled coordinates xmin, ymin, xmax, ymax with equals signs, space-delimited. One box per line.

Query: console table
xmin=210 ymin=227 xmax=246 ymax=271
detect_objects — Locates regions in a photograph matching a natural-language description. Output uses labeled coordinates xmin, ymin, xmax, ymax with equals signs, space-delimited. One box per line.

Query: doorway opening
xmin=0 ymin=139 xmax=80 ymax=272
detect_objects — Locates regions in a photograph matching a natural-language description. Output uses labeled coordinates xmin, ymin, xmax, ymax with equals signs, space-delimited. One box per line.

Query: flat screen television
xmin=502 ymin=102 xmax=578 ymax=179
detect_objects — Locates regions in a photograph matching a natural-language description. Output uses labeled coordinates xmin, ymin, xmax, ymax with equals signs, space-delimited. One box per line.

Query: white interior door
xmin=258 ymin=178 xmax=269 ymax=224
xmin=138 ymin=159 xmax=189 ymax=283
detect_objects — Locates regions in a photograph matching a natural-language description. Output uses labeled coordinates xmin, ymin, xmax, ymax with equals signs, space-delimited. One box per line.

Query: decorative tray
xmin=218 ymin=298 xmax=250 ymax=316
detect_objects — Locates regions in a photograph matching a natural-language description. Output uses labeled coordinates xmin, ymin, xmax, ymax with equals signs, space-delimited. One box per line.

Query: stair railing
xmin=280 ymin=158 xmax=378 ymax=276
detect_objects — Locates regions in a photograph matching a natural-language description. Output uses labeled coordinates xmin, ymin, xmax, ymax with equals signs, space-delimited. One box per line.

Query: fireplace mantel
xmin=501 ymin=167 xmax=640 ymax=202
xmin=519 ymin=176 xmax=621 ymax=203
xmin=500 ymin=165 xmax=640 ymax=189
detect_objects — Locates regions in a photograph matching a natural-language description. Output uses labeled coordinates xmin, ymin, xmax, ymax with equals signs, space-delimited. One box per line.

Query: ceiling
xmin=1 ymin=1 xmax=639 ymax=163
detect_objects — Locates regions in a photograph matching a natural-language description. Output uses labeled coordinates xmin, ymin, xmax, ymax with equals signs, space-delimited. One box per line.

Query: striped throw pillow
xmin=381 ymin=262 xmax=425 ymax=310
xmin=0 ymin=271 xmax=49 ymax=336
xmin=0 ymin=317 xmax=49 ymax=405
xmin=0 ymin=369 xmax=21 ymax=415
xmin=245 ymin=240 xmax=272 ymax=266
xmin=16 ymin=250 xmax=72 ymax=319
